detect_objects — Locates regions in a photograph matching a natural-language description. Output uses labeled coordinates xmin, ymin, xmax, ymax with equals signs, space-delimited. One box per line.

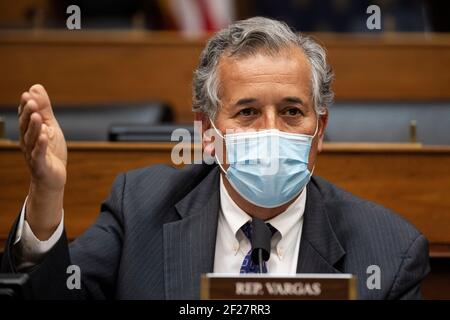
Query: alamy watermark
xmin=66 ymin=264 xmax=81 ymax=290
xmin=366 ymin=265 xmax=381 ymax=290
xmin=66 ymin=5 xmax=81 ymax=30
xmin=366 ymin=5 xmax=381 ymax=30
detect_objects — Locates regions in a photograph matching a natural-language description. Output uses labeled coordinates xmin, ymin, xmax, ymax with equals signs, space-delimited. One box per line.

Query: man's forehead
xmin=217 ymin=46 xmax=311 ymax=83
xmin=216 ymin=46 xmax=313 ymax=105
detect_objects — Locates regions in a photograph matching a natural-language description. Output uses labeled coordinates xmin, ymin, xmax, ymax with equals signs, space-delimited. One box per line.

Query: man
xmin=1 ymin=17 xmax=429 ymax=299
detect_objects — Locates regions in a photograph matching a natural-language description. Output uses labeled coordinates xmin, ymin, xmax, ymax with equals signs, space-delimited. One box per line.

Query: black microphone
xmin=250 ymin=218 xmax=272 ymax=273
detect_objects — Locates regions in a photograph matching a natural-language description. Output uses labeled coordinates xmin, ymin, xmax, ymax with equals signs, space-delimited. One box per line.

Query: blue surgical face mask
xmin=210 ymin=119 xmax=318 ymax=208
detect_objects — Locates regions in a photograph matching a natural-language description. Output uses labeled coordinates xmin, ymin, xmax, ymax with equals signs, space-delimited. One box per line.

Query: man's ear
xmin=194 ymin=112 xmax=214 ymax=155
xmin=194 ymin=112 xmax=211 ymax=132
xmin=317 ymin=110 xmax=328 ymax=153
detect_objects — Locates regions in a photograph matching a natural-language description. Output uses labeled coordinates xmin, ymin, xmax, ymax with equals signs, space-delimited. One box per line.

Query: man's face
xmin=199 ymin=46 xmax=328 ymax=171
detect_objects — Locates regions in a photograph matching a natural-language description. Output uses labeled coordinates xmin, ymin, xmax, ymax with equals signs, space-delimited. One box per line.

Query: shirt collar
xmin=219 ymin=175 xmax=252 ymax=238
xmin=219 ymin=174 xmax=306 ymax=240
xmin=266 ymin=188 xmax=306 ymax=239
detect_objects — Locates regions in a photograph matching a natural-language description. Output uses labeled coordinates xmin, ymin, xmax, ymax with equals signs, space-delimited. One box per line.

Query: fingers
xmin=19 ymin=83 xmax=58 ymax=129
xmin=31 ymin=125 xmax=49 ymax=167
xmin=28 ymin=84 xmax=55 ymax=122
xmin=18 ymin=84 xmax=59 ymax=164
xmin=19 ymin=99 xmax=38 ymax=143
xmin=23 ymin=112 xmax=43 ymax=156
xmin=19 ymin=91 xmax=31 ymax=116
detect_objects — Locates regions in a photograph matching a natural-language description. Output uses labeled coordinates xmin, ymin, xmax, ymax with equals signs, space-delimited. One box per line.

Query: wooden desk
xmin=1 ymin=140 xmax=449 ymax=257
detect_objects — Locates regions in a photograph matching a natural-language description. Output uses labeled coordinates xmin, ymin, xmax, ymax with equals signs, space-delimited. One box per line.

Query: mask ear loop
xmin=299 ymin=114 xmax=320 ymax=185
xmin=311 ymin=115 xmax=320 ymax=138
xmin=208 ymin=118 xmax=227 ymax=174
xmin=308 ymin=114 xmax=321 ymax=177
xmin=208 ymin=118 xmax=224 ymax=139
xmin=295 ymin=115 xmax=319 ymax=198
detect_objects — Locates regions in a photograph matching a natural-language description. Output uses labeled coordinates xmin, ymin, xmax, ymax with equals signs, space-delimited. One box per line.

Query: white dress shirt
xmin=14 ymin=197 xmax=64 ymax=269
xmin=15 ymin=177 xmax=306 ymax=274
xmin=213 ymin=175 xmax=305 ymax=274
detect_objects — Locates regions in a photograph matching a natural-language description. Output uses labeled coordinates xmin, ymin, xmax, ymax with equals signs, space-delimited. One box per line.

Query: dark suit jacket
xmin=1 ymin=164 xmax=430 ymax=299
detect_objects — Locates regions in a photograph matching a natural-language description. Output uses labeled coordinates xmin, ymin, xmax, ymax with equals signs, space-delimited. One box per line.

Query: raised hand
xmin=18 ymin=84 xmax=67 ymax=240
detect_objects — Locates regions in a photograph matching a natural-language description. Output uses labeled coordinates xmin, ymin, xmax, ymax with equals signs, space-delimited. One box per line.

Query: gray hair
xmin=192 ymin=17 xmax=334 ymax=119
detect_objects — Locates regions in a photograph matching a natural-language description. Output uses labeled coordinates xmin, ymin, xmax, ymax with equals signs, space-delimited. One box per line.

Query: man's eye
xmin=238 ymin=108 xmax=257 ymax=117
xmin=282 ymin=107 xmax=302 ymax=116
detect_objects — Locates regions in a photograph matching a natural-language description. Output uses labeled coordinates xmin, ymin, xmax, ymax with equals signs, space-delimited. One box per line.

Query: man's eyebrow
xmin=234 ymin=98 xmax=257 ymax=106
xmin=282 ymin=96 xmax=304 ymax=105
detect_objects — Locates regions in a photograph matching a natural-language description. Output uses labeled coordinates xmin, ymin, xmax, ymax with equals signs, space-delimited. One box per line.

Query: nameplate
xmin=201 ymin=274 xmax=357 ymax=300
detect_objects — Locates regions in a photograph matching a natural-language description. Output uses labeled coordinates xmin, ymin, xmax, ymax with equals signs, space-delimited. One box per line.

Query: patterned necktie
xmin=239 ymin=221 xmax=278 ymax=274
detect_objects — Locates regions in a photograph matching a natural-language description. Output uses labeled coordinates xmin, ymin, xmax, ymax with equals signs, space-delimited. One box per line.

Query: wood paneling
xmin=0 ymin=141 xmax=175 ymax=245
xmin=316 ymin=144 xmax=450 ymax=257
xmin=1 ymin=32 xmax=449 ymax=122
xmin=1 ymin=141 xmax=449 ymax=257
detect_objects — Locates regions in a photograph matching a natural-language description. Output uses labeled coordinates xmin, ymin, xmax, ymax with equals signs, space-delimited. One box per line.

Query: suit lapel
xmin=163 ymin=166 xmax=220 ymax=299
xmin=297 ymin=177 xmax=346 ymax=274
xmin=163 ymin=169 xmax=345 ymax=299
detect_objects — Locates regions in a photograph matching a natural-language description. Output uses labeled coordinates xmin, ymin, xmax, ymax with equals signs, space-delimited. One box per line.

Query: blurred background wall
xmin=1 ymin=0 xmax=449 ymax=32
xmin=0 ymin=0 xmax=449 ymax=144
